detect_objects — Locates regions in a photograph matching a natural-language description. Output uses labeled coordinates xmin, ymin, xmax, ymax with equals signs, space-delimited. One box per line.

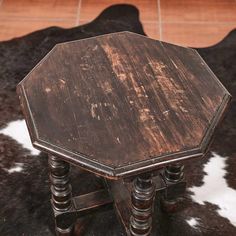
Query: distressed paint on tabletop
xmin=17 ymin=31 xmax=231 ymax=178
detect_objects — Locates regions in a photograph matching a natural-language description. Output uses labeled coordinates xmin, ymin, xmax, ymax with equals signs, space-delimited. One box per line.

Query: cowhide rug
xmin=0 ymin=4 xmax=235 ymax=236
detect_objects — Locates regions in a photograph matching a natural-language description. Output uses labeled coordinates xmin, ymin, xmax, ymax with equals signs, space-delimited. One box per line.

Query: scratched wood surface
xmin=17 ymin=31 xmax=230 ymax=178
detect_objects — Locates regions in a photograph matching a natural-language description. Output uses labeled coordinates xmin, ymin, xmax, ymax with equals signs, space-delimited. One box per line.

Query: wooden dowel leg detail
xmin=162 ymin=163 xmax=186 ymax=213
xmin=48 ymin=155 xmax=73 ymax=235
xmin=130 ymin=174 xmax=155 ymax=236
xmin=164 ymin=163 xmax=184 ymax=183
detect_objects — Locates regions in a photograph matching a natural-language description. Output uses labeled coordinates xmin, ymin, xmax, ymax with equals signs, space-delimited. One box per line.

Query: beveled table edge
xmin=17 ymin=82 xmax=231 ymax=179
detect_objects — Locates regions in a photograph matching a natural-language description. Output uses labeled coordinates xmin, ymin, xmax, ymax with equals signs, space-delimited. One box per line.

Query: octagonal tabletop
xmin=17 ymin=32 xmax=231 ymax=179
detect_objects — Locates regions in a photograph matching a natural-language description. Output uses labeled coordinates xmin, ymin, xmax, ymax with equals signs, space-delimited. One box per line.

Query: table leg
xmin=48 ymin=155 xmax=73 ymax=236
xmin=130 ymin=173 xmax=155 ymax=236
xmin=164 ymin=163 xmax=184 ymax=183
xmin=162 ymin=163 xmax=186 ymax=212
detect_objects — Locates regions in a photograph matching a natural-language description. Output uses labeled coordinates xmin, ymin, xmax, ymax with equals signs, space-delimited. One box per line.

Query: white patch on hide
xmin=189 ymin=152 xmax=236 ymax=227
xmin=186 ymin=217 xmax=201 ymax=229
xmin=6 ymin=163 xmax=24 ymax=174
xmin=0 ymin=119 xmax=40 ymax=155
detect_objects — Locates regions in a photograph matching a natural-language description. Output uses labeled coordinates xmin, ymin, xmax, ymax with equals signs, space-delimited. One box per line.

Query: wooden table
xmin=17 ymin=32 xmax=231 ymax=236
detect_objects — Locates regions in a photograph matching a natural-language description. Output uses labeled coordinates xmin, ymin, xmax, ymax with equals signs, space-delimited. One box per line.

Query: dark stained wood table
xmin=17 ymin=32 xmax=231 ymax=236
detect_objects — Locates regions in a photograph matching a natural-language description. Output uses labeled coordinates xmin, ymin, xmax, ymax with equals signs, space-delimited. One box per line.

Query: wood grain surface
xmin=17 ymin=32 xmax=231 ymax=178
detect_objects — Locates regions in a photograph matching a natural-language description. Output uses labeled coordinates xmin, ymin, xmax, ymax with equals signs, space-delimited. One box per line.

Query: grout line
xmin=75 ymin=0 xmax=82 ymax=26
xmin=157 ymin=0 xmax=162 ymax=40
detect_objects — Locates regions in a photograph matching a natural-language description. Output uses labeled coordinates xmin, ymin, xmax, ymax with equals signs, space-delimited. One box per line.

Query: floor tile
xmin=142 ymin=22 xmax=160 ymax=39
xmin=0 ymin=0 xmax=79 ymax=19
xmin=162 ymin=22 xmax=235 ymax=47
xmin=0 ymin=0 xmax=235 ymax=49
xmin=0 ymin=18 xmax=75 ymax=41
xmin=160 ymin=0 xmax=236 ymax=23
xmin=79 ymin=0 xmax=158 ymax=23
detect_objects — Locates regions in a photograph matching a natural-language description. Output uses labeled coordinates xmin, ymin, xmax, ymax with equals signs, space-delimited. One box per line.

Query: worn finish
xmin=17 ymin=31 xmax=231 ymax=178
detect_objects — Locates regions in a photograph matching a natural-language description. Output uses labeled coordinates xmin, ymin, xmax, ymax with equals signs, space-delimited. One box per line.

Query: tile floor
xmin=0 ymin=0 xmax=235 ymax=47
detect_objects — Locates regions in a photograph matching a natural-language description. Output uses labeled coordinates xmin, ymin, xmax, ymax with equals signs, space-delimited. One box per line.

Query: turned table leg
xmin=130 ymin=173 xmax=155 ymax=236
xmin=162 ymin=163 xmax=186 ymax=212
xmin=48 ymin=155 xmax=73 ymax=236
xmin=164 ymin=163 xmax=184 ymax=183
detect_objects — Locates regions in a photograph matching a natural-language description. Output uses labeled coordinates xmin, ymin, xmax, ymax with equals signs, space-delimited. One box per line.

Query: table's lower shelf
xmin=52 ymin=167 xmax=186 ymax=236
